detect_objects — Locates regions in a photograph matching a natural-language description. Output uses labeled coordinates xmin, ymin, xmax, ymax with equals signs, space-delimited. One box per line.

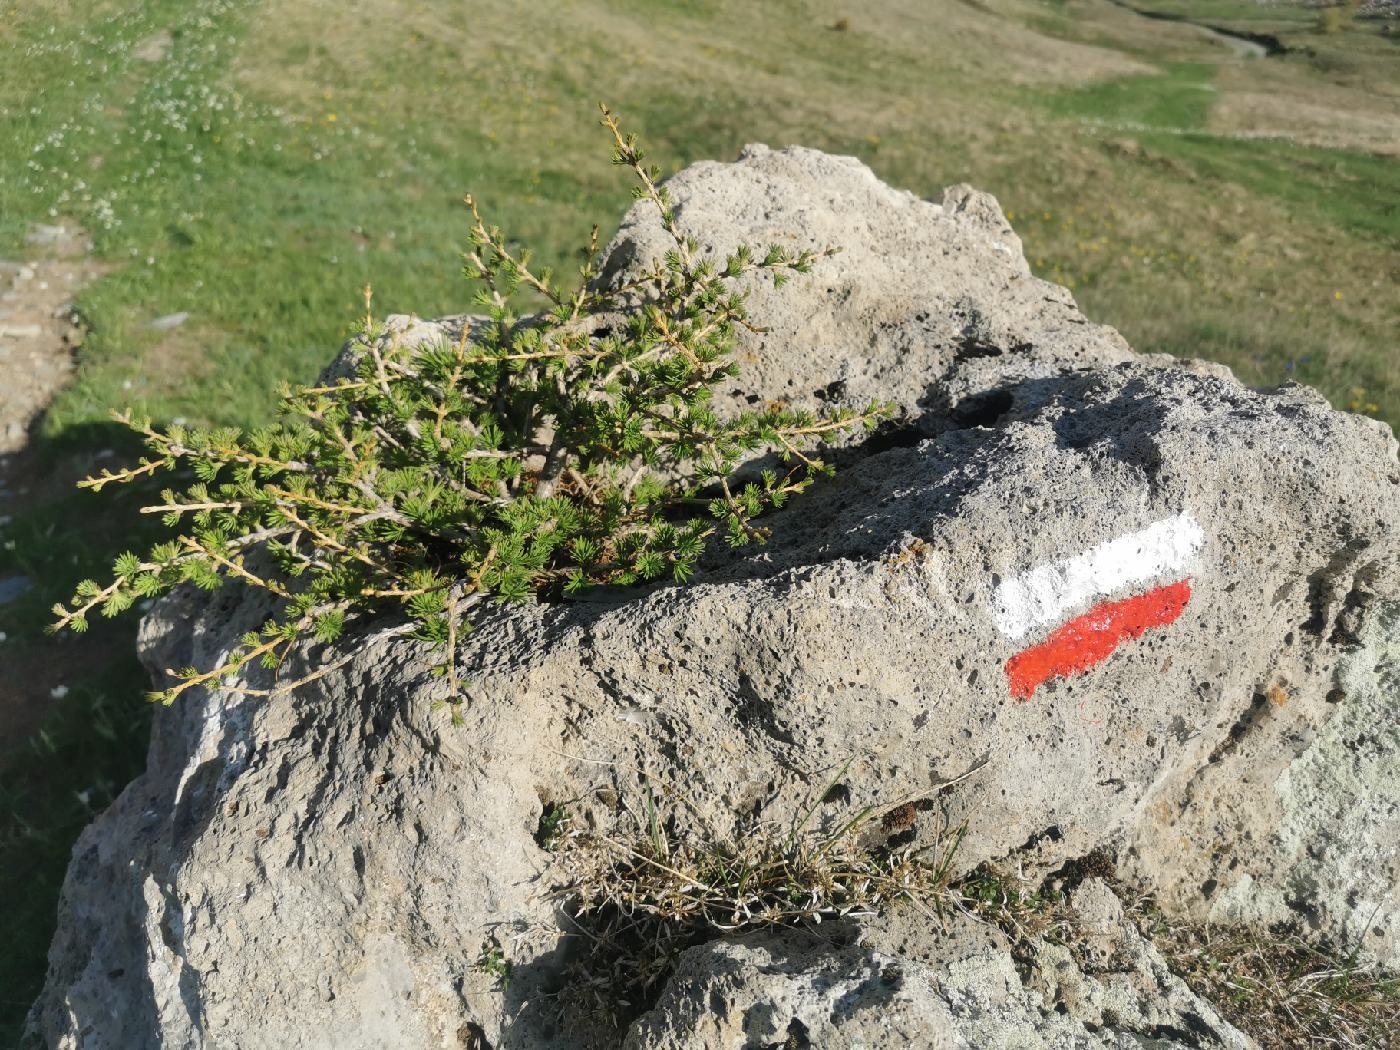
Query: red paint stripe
xmin=1005 ymin=580 xmax=1192 ymax=700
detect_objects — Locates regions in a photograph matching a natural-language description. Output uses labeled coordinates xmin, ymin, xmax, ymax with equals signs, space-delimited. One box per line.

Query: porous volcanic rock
xmin=597 ymin=144 xmax=1201 ymax=426
xmin=1144 ymin=598 xmax=1400 ymax=969
xmin=625 ymin=880 xmax=1254 ymax=1049
xmin=27 ymin=146 xmax=1400 ymax=1049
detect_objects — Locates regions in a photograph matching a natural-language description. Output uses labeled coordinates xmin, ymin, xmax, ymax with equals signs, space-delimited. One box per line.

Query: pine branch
xmin=55 ymin=106 xmax=884 ymax=714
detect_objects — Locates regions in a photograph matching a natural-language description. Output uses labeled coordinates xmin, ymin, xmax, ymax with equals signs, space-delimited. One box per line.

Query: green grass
xmin=0 ymin=675 xmax=152 ymax=1032
xmin=1 ymin=0 xmax=1398 ymax=1040
xmin=1159 ymin=135 xmax=1400 ymax=245
xmin=1045 ymin=60 xmax=1218 ymax=128
xmin=0 ymin=436 xmax=168 ymax=1037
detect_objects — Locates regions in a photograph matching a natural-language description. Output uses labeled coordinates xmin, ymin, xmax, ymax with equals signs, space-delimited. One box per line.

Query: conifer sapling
xmin=52 ymin=106 xmax=889 ymax=717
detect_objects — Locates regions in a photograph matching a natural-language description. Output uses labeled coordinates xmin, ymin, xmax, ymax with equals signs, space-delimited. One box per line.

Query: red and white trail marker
xmin=992 ymin=513 xmax=1204 ymax=699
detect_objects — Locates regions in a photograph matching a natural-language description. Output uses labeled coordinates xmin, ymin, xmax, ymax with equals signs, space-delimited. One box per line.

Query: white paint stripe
xmin=993 ymin=513 xmax=1204 ymax=641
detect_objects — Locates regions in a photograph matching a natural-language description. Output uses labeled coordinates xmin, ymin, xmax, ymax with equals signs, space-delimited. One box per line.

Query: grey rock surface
xmin=599 ymin=144 xmax=1138 ymax=427
xmin=626 ymin=880 xmax=1254 ymax=1049
xmin=27 ymin=146 xmax=1400 ymax=1048
xmin=1169 ymin=600 xmax=1400 ymax=968
xmin=624 ymin=934 xmax=967 ymax=1050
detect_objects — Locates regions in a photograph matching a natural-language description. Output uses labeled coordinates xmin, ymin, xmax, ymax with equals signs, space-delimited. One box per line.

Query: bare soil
xmin=0 ymin=225 xmax=102 ymax=454
xmin=0 ymin=225 xmax=108 ymax=750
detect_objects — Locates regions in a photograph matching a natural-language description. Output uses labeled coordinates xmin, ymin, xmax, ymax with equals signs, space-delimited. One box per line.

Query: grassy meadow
xmin=1 ymin=0 xmax=1397 ymax=1037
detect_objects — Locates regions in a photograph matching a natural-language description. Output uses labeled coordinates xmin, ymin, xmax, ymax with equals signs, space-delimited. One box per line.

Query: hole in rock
xmin=858 ymin=420 xmax=923 ymax=454
xmin=950 ymin=389 xmax=1014 ymax=430
xmin=781 ymin=1017 xmax=812 ymax=1049
xmin=1018 ymin=824 xmax=1064 ymax=853
xmin=534 ymin=800 xmax=569 ymax=849
xmin=456 ymin=1021 xmax=493 ymax=1049
xmin=822 ymin=782 xmax=851 ymax=805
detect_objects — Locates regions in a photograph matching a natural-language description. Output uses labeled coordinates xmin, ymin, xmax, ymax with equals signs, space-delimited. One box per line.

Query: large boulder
xmin=27 ymin=146 xmax=1400 ymax=1048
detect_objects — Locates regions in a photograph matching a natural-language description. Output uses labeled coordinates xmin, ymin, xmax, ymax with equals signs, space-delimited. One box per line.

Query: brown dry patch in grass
xmin=1002 ymin=133 xmax=1400 ymax=416
xmin=1209 ymin=67 xmax=1400 ymax=156
xmin=237 ymin=0 xmax=1150 ymax=136
xmin=833 ymin=0 xmax=1157 ymax=85
xmin=125 ymin=323 xmax=220 ymax=404
xmin=130 ymin=29 xmax=174 ymax=64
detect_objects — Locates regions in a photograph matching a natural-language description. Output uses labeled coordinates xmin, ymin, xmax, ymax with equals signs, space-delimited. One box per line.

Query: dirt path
xmin=0 ymin=225 xmax=107 ymax=750
xmin=0 ymin=225 xmax=101 ymax=453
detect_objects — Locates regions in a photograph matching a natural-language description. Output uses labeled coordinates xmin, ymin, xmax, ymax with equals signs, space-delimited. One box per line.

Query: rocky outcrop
xmin=601 ymin=144 xmax=1139 ymax=418
xmin=27 ymin=146 xmax=1400 ymax=1048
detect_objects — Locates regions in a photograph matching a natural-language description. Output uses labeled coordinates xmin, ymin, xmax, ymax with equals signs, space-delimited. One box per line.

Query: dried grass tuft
xmin=1144 ymin=917 xmax=1400 ymax=1050
xmin=547 ymin=780 xmax=966 ymax=1032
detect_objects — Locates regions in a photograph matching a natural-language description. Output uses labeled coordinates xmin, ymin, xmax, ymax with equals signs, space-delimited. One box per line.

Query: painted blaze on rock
xmin=995 ymin=514 xmax=1204 ymax=698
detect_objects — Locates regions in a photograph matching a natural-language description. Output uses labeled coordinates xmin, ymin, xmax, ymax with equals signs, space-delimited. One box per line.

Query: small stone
xmin=26 ymin=224 xmax=66 ymax=245
xmin=0 ymin=576 xmax=29 ymax=605
xmin=131 ymin=30 xmax=173 ymax=63
xmin=0 ymin=324 xmax=42 ymax=339
xmin=146 ymin=311 xmax=190 ymax=332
